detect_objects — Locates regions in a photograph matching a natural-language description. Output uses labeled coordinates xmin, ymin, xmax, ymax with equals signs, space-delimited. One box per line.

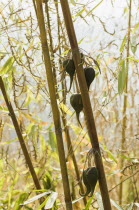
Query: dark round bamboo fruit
xmin=80 ymin=167 xmax=98 ymax=197
xmin=63 ymin=59 xmax=75 ymax=91
xmin=80 ymin=168 xmax=91 ymax=196
xmin=84 ymin=67 xmax=95 ymax=90
xmin=70 ymin=93 xmax=83 ymax=127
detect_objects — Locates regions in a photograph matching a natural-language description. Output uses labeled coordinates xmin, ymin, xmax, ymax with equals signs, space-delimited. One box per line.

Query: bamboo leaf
xmin=95 ymin=192 xmax=104 ymax=210
xmin=85 ymin=196 xmax=94 ymax=210
xmin=75 ymin=8 xmax=85 ymax=17
xmin=37 ymin=198 xmax=47 ymax=209
xmin=132 ymin=22 xmax=139 ymax=33
xmin=103 ymin=144 xmax=117 ymax=163
xmin=0 ymin=138 xmax=17 ymax=145
xmin=22 ymin=112 xmax=48 ymax=125
xmin=85 ymin=0 xmax=104 ymax=17
xmin=44 ymin=192 xmax=58 ymax=209
xmin=131 ymin=45 xmax=137 ymax=54
xmin=72 ymin=196 xmax=83 ymax=204
xmin=135 ymin=203 xmax=139 ymax=207
xmin=0 ymin=56 xmax=15 ymax=76
xmin=22 ymin=113 xmax=38 ymax=124
xmin=70 ymin=124 xmax=90 ymax=141
xmin=70 ymin=0 xmax=76 ymax=6
xmin=48 ymin=128 xmax=57 ymax=151
xmin=93 ymin=58 xmax=101 ymax=73
xmin=61 ymin=49 xmax=70 ymax=55
xmin=21 ymin=192 xmax=51 ymax=205
xmin=78 ymin=37 xmax=85 ymax=44
xmin=59 ymin=102 xmax=72 ymax=115
xmin=0 ymin=105 xmax=8 ymax=111
xmin=40 ymin=134 xmax=46 ymax=153
xmin=119 ymin=154 xmax=131 ymax=160
xmin=128 ymin=57 xmax=139 ymax=62
xmin=110 ymin=199 xmax=123 ymax=210
xmin=13 ymin=193 xmax=28 ymax=210
xmin=118 ymin=60 xmax=127 ymax=94
xmin=0 ymin=52 xmax=10 ymax=55
xmin=23 ymin=95 xmax=31 ymax=108
xmin=120 ymin=35 xmax=127 ymax=52
xmin=126 ymin=202 xmax=134 ymax=210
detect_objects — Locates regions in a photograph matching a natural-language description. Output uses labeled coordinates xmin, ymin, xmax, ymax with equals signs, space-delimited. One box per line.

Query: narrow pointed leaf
xmin=21 ymin=192 xmax=51 ymax=205
xmin=110 ymin=199 xmax=123 ymax=210
xmin=0 ymin=56 xmax=15 ymax=76
xmin=118 ymin=60 xmax=127 ymax=94
xmin=44 ymin=192 xmax=58 ymax=209
xmin=120 ymin=35 xmax=127 ymax=52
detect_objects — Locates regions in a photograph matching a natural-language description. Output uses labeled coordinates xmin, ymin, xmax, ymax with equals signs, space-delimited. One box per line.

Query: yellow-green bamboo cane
xmin=34 ymin=0 xmax=72 ymax=209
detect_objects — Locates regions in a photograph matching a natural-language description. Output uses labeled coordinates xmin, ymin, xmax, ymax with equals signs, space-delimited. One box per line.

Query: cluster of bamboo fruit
xmin=63 ymin=57 xmax=95 ymax=127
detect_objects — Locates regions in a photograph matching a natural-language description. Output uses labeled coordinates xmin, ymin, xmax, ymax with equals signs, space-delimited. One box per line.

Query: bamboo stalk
xmin=45 ymin=2 xmax=57 ymax=88
xmin=61 ymin=116 xmax=87 ymax=205
xmin=119 ymin=0 xmax=132 ymax=205
xmin=0 ymin=76 xmax=41 ymax=191
xmin=59 ymin=0 xmax=112 ymax=209
xmin=34 ymin=0 xmax=72 ymax=209
xmin=45 ymin=1 xmax=86 ymax=205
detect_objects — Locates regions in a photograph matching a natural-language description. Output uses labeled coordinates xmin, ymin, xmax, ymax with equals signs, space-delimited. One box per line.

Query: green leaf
xmin=59 ymin=102 xmax=72 ymax=115
xmin=135 ymin=203 xmax=139 ymax=207
xmin=0 ymin=105 xmax=8 ymax=111
xmin=23 ymin=96 xmax=31 ymax=108
xmin=119 ymin=154 xmax=131 ymax=160
xmin=0 ymin=52 xmax=10 ymax=55
xmin=75 ymin=8 xmax=85 ymax=17
xmin=72 ymin=196 xmax=83 ymax=204
xmin=70 ymin=124 xmax=90 ymax=141
xmin=95 ymin=192 xmax=104 ymax=210
xmin=131 ymin=45 xmax=137 ymax=54
xmin=6 ymin=123 xmax=14 ymax=129
xmin=126 ymin=202 xmax=134 ymax=210
xmin=85 ymin=0 xmax=104 ymax=17
xmin=0 ymin=138 xmax=18 ymax=145
xmin=78 ymin=37 xmax=85 ymax=44
xmin=44 ymin=192 xmax=58 ymax=209
xmin=0 ymin=56 xmax=15 ymax=76
xmin=118 ymin=60 xmax=127 ymax=94
xmin=37 ymin=198 xmax=47 ymax=209
xmin=40 ymin=134 xmax=46 ymax=153
xmin=61 ymin=49 xmax=70 ymax=56
xmin=13 ymin=193 xmax=28 ymax=210
xmin=21 ymin=192 xmax=51 ymax=205
xmin=48 ymin=128 xmax=57 ymax=151
xmin=26 ymin=123 xmax=36 ymax=136
xmin=120 ymin=35 xmax=127 ymax=52
xmin=23 ymin=89 xmax=35 ymax=108
xmin=103 ymin=144 xmax=117 ymax=163
xmin=110 ymin=199 xmax=123 ymax=210
xmin=132 ymin=22 xmax=139 ymax=33
xmin=70 ymin=0 xmax=76 ymax=6
xmin=85 ymin=195 xmax=94 ymax=210
xmin=128 ymin=57 xmax=139 ymax=62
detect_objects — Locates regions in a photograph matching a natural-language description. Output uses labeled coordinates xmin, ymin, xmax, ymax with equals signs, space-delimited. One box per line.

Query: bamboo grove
xmin=0 ymin=0 xmax=139 ymax=209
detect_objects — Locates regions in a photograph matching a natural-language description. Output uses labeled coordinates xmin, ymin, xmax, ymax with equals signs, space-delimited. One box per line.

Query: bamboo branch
xmin=59 ymin=0 xmax=112 ymax=209
xmin=34 ymin=0 xmax=72 ymax=209
xmin=0 ymin=76 xmax=41 ymax=191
